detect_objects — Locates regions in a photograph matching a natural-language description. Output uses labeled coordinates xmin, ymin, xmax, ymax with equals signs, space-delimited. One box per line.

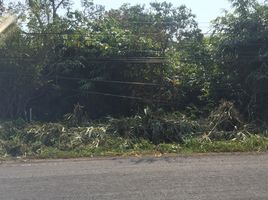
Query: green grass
xmin=1 ymin=135 xmax=266 ymax=160
xmin=35 ymin=139 xmax=157 ymax=159
xmin=180 ymin=135 xmax=268 ymax=154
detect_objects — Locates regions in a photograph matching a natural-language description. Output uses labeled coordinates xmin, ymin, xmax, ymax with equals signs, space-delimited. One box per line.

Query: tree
xmin=54 ymin=1 xmax=207 ymax=117
xmin=0 ymin=0 xmax=72 ymax=120
xmin=0 ymin=1 xmax=210 ymax=120
xmin=211 ymin=0 xmax=268 ymax=121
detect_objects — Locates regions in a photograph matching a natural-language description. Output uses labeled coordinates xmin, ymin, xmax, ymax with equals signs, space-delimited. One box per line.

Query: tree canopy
xmin=0 ymin=0 xmax=267 ymax=123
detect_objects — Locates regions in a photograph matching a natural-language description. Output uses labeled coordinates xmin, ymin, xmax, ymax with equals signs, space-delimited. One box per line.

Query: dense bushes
xmin=0 ymin=0 xmax=267 ymax=122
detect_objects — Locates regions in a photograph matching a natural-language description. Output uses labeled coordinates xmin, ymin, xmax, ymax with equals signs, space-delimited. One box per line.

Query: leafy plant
xmin=108 ymin=108 xmax=202 ymax=144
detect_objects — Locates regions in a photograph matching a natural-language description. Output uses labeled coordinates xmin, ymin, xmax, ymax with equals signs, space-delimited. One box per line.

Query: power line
xmin=56 ymin=88 xmax=176 ymax=105
xmin=0 ymin=54 xmax=267 ymax=61
xmin=0 ymin=71 xmax=164 ymax=87
xmin=0 ymin=73 xmax=173 ymax=104
xmin=56 ymin=76 xmax=161 ymax=87
xmin=0 ymin=57 xmax=168 ymax=63
xmin=78 ymin=90 xmax=165 ymax=103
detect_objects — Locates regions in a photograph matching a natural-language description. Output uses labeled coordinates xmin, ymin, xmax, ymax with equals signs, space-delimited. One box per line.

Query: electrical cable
xmin=0 ymin=71 xmax=164 ymax=87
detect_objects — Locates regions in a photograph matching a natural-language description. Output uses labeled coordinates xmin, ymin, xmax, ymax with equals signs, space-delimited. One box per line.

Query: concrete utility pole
xmin=0 ymin=15 xmax=16 ymax=34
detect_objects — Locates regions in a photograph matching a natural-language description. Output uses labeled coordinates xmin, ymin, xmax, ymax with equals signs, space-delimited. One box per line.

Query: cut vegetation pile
xmin=203 ymin=101 xmax=247 ymax=141
xmin=0 ymin=102 xmax=267 ymax=158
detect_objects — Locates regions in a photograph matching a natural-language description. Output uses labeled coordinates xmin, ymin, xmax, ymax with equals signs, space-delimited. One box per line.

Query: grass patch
xmin=1 ymin=135 xmax=266 ymax=160
xmin=181 ymin=135 xmax=268 ymax=153
xmin=35 ymin=139 xmax=157 ymax=159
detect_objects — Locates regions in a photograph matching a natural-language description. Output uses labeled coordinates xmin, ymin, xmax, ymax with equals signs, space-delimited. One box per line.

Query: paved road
xmin=0 ymin=153 xmax=268 ymax=200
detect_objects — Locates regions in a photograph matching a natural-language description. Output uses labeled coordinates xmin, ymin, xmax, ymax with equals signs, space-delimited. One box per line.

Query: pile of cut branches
xmin=203 ymin=101 xmax=249 ymax=141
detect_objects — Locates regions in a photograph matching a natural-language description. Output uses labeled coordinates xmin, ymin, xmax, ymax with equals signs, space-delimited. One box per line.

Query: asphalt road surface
xmin=0 ymin=153 xmax=268 ymax=200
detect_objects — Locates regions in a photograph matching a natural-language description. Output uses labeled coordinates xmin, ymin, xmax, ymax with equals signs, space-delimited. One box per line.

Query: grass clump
xmin=181 ymin=135 xmax=268 ymax=153
xmin=31 ymin=135 xmax=268 ymax=159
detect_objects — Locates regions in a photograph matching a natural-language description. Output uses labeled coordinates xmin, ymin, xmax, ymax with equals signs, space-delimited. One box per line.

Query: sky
xmin=74 ymin=0 xmax=233 ymax=33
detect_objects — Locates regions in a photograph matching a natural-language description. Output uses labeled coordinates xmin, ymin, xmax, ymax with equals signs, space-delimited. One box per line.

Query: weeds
xmin=107 ymin=108 xmax=201 ymax=144
xmin=0 ymin=104 xmax=267 ymax=159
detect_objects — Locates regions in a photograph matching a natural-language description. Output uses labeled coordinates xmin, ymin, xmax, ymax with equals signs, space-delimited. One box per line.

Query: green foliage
xmin=0 ymin=120 xmax=107 ymax=156
xmin=0 ymin=120 xmax=267 ymax=158
xmin=0 ymin=112 xmax=199 ymax=156
xmin=107 ymin=108 xmax=202 ymax=144
xmin=211 ymin=0 xmax=268 ymax=121
xmin=1 ymin=0 xmax=208 ymax=120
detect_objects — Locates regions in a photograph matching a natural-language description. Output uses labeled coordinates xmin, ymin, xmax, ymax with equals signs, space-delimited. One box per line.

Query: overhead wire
xmin=0 ymin=71 xmax=164 ymax=87
xmin=0 ymin=72 xmax=173 ymax=104
xmin=0 ymin=60 xmax=267 ymax=103
xmin=0 ymin=54 xmax=267 ymax=62
xmin=57 ymin=88 xmax=179 ymax=105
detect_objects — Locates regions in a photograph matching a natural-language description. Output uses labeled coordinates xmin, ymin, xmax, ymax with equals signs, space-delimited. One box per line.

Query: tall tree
xmin=211 ymin=0 xmax=268 ymax=121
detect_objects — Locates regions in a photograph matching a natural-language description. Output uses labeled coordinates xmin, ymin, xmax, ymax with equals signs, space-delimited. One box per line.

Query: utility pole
xmin=0 ymin=0 xmax=17 ymax=34
xmin=0 ymin=14 xmax=16 ymax=34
